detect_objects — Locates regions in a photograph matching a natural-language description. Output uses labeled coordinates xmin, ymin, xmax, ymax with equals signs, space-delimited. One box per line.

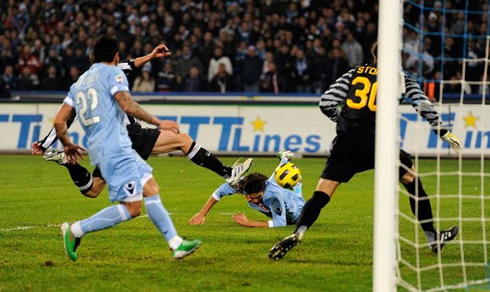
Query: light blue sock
xmin=73 ymin=204 xmax=132 ymax=237
xmin=144 ymin=195 xmax=178 ymax=241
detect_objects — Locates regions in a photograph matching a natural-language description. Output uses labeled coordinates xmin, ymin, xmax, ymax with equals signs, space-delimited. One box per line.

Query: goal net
xmin=396 ymin=0 xmax=490 ymax=290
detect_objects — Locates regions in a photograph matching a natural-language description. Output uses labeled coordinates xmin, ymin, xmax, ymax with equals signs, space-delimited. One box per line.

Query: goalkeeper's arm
xmin=403 ymin=75 xmax=462 ymax=154
xmin=319 ymin=68 xmax=356 ymax=122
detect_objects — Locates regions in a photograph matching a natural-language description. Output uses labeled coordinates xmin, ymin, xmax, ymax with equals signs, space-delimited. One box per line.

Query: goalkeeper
xmin=189 ymin=151 xmax=305 ymax=228
xmin=270 ymin=42 xmax=462 ymax=260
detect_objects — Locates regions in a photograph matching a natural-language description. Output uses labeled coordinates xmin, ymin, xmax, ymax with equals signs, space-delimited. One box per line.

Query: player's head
xmin=91 ymin=35 xmax=120 ymax=64
xmin=274 ymin=162 xmax=301 ymax=189
xmin=237 ymin=172 xmax=268 ymax=204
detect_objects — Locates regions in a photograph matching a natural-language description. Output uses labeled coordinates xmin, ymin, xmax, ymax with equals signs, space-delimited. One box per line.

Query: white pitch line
xmin=0 ymin=215 xmax=151 ymax=232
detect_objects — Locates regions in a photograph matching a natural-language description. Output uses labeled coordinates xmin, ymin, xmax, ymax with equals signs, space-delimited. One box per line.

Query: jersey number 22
xmin=76 ymin=88 xmax=101 ymax=126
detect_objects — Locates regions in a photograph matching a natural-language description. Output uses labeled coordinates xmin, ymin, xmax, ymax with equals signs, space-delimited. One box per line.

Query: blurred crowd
xmin=0 ymin=0 xmax=487 ymax=98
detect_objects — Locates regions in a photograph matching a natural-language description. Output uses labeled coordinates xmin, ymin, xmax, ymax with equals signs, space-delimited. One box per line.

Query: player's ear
xmin=113 ymin=52 xmax=120 ymax=64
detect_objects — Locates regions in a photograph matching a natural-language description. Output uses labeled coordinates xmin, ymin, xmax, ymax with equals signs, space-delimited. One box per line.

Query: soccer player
xmin=56 ymin=35 xmax=200 ymax=261
xmin=189 ymin=151 xmax=305 ymax=228
xmin=269 ymin=43 xmax=462 ymax=260
xmin=32 ymin=46 xmax=252 ymax=198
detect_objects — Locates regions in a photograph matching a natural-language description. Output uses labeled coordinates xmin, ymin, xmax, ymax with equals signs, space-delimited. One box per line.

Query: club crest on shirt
xmin=115 ymin=74 xmax=124 ymax=84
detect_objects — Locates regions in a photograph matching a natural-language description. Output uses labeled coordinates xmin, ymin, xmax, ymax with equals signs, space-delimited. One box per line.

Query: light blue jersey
xmin=64 ymin=63 xmax=132 ymax=165
xmin=64 ymin=63 xmax=152 ymax=203
xmin=212 ymin=180 xmax=305 ymax=228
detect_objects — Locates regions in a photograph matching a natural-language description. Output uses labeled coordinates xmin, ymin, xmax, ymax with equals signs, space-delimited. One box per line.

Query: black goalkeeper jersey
xmin=319 ymin=63 xmax=447 ymax=135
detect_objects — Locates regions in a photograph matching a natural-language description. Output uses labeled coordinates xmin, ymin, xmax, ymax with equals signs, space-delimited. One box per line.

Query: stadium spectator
xmin=157 ymin=61 xmax=177 ymax=92
xmin=208 ymin=46 xmax=233 ymax=82
xmin=260 ymin=62 xmax=285 ymax=94
xmin=40 ymin=65 xmax=62 ymax=91
xmin=62 ymin=66 xmax=80 ymax=91
xmin=182 ymin=65 xmax=207 ymax=92
xmin=17 ymin=67 xmax=39 ymax=90
xmin=341 ymin=31 xmax=364 ymax=68
xmin=132 ymin=64 xmax=156 ymax=93
xmin=209 ymin=63 xmax=236 ymax=93
xmin=2 ymin=65 xmax=17 ymax=91
xmin=292 ymin=49 xmax=311 ymax=93
xmin=242 ymin=46 xmax=263 ymax=93
xmin=17 ymin=45 xmax=42 ymax=77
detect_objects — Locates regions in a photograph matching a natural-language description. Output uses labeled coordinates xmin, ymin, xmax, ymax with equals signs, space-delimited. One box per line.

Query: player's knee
xmin=81 ymin=189 xmax=99 ymax=198
xmin=125 ymin=203 xmax=141 ymax=218
xmin=143 ymin=179 xmax=160 ymax=196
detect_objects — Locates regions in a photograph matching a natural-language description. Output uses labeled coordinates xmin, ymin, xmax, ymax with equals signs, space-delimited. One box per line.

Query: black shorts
xmin=126 ymin=123 xmax=161 ymax=160
xmin=321 ymin=132 xmax=413 ymax=183
xmin=92 ymin=123 xmax=160 ymax=178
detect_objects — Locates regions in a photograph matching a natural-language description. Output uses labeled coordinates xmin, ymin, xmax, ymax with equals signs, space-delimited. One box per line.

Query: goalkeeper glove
xmin=441 ymin=131 xmax=462 ymax=154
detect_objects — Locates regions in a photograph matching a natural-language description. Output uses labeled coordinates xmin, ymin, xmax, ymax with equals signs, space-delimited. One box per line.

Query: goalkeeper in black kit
xmin=269 ymin=43 xmax=462 ymax=260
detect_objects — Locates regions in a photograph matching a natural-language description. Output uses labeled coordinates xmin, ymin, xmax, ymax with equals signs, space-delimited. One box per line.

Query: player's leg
xmin=61 ymin=156 xmax=142 ymax=261
xmin=151 ymin=129 xmax=253 ymax=183
xmin=398 ymin=150 xmax=458 ymax=253
xmin=138 ymin=157 xmax=201 ymax=259
xmin=44 ymin=150 xmax=96 ymax=197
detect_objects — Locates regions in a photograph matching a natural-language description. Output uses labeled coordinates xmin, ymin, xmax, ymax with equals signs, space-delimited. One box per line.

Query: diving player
xmin=56 ymin=35 xmax=200 ymax=261
xmin=189 ymin=151 xmax=305 ymax=228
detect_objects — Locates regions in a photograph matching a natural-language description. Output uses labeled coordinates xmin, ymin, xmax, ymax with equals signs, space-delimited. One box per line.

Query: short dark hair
xmin=92 ymin=35 xmax=119 ymax=63
xmin=237 ymin=172 xmax=268 ymax=195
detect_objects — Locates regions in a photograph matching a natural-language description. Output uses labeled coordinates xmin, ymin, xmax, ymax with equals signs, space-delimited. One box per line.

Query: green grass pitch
xmin=0 ymin=155 xmax=489 ymax=291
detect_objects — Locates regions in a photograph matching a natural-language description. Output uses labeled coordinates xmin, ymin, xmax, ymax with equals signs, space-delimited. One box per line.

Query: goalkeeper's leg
xmin=269 ymin=179 xmax=338 ymax=260
xmin=399 ymin=151 xmax=458 ymax=253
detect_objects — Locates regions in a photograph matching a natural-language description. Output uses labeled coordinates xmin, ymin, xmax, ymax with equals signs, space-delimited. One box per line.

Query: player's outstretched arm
xmin=232 ymin=213 xmax=269 ymax=227
xmin=32 ymin=107 xmax=77 ymax=154
xmin=54 ymin=103 xmax=84 ymax=164
xmin=189 ymin=196 xmax=219 ymax=225
xmin=403 ymin=76 xmax=462 ymax=154
xmin=133 ymin=44 xmax=171 ymax=68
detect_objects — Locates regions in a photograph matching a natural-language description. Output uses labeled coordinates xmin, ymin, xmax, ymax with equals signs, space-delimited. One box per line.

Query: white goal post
xmin=373 ymin=0 xmax=403 ymax=291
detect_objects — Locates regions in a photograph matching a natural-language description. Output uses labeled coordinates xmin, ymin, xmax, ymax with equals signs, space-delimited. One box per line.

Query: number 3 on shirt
xmin=76 ymin=88 xmax=101 ymax=126
xmin=347 ymin=77 xmax=377 ymax=111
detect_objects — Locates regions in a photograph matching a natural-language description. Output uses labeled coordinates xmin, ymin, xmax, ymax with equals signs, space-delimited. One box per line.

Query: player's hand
xmin=159 ymin=120 xmax=180 ymax=134
xmin=150 ymin=44 xmax=171 ymax=59
xmin=441 ymin=131 xmax=462 ymax=154
xmin=232 ymin=212 xmax=250 ymax=227
xmin=64 ymin=143 xmax=85 ymax=164
xmin=31 ymin=141 xmax=45 ymax=155
xmin=189 ymin=212 xmax=206 ymax=225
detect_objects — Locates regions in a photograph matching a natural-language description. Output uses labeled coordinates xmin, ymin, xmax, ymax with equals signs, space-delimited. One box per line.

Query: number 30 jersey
xmin=319 ymin=63 xmax=446 ymax=134
xmin=64 ymin=63 xmax=132 ymax=165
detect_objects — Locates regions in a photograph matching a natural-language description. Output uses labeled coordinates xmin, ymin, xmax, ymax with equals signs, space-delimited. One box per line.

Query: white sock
xmin=71 ymin=221 xmax=83 ymax=238
xmin=168 ymin=235 xmax=183 ymax=250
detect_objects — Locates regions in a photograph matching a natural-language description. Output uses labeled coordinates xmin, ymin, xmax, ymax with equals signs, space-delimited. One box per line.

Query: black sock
xmin=294 ymin=191 xmax=331 ymax=233
xmin=186 ymin=142 xmax=232 ymax=178
xmin=63 ymin=163 xmax=93 ymax=194
xmin=404 ymin=178 xmax=436 ymax=233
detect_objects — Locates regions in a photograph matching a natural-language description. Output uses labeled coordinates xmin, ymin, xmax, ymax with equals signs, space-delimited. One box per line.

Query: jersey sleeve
xmin=264 ymin=192 xmax=287 ymax=228
xmin=319 ymin=68 xmax=356 ymax=122
xmin=211 ymin=183 xmax=238 ymax=201
xmin=403 ymin=73 xmax=448 ymax=136
xmin=108 ymin=67 xmax=130 ymax=96
xmin=117 ymin=59 xmax=137 ymax=77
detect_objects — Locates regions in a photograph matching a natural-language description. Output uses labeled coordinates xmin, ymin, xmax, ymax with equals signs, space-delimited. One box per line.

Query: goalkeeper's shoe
xmin=61 ymin=223 xmax=81 ymax=262
xmin=269 ymin=232 xmax=303 ymax=260
xmin=172 ymin=238 xmax=201 ymax=259
xmin=277 ymin=151 xmax=294 ymax=162
xmin=44 ymin=150 xmax=67 ymax=165
xmin=430 ymin=226 xmax=459 ymax=254
xmin=226 ymin=158 xmax=253 ymax=186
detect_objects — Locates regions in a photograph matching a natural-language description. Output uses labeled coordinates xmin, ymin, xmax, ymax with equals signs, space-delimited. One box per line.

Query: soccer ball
xmin=274 ymin=162 xmax=302 ymax=189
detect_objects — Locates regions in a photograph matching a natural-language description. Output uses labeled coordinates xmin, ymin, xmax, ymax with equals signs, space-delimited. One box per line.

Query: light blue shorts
xmin=98 ymin=150 xmax=153 ymax=203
